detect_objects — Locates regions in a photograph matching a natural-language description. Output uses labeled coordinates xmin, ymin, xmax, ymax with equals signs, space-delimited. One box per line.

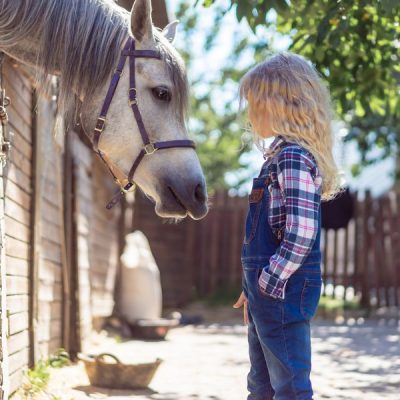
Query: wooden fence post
xmin=352 ymin=193 xmax=359 ymax=298
xmin=332 ymin=230 xmax=338 ymax=298
xmin=29 ymin=89 xmax=40 ymax=367
xmin=360 ymin=191 xmax=371 ymax=309
xmin=342 ymin=224 xmax=349 ymax=300
xmin=322 ymin=229 xmax=329 ymax=296
xmin=380 ymin=196 xmax=391 ymax=307
xmin=208 ymin=191 xmax=221 ymax=292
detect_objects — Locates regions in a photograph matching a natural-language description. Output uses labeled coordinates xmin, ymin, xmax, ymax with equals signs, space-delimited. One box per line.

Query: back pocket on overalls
xmin=244 ymin=187 xmax=264 ymax=244
xmin=300 ymin=278 xmax=322 ymax=320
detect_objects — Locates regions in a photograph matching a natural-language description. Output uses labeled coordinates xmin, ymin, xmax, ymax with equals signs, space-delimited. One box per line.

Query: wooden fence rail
xmin=132 ymin=189 xmax=400 ymax=309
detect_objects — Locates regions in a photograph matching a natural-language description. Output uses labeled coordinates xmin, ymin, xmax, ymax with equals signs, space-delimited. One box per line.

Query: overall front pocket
xmin=244 ymin=187 xmax=264 ymax=244
xmin=300 ymin=278 xmax=322 ymax=320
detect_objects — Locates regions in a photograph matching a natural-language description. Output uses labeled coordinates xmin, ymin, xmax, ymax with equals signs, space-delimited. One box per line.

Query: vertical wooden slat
xmin=229 ymin=195 xmax=240 ymax=286
xmin=360 ymin=191 xmax=371 ymax=309
xmin=198 ymin=217 xmax=206 ymax=296
xmin=56 ymin=130 xmax=72 ymax=354
xmin=208 ymin=191 xmax=220 ymax=292
xmin=63 ymin=132 xmax=73 ymax=354
xmin=68 ymin=161 xmax=80 ymax=359
xmin=112 ymin=197 xmax=127 ymax=314
xmin=331 ymin=229 xmax=338 ymax=298
xmin=219 ymin=191 xmax=228 ymax=286
xmin=29 ymin=89 xmax=39 ymax=367
xmin=381 ymin=196 xmax=390 ymax=307
xmin=372 ymin=197 xmax=383 ymax=307
xmin=352 ymin=194 xmax=359 ymax=297
xmin=0 ymin=67 xmax=10 ymax=400
xmin=342 ymin=225 xmax=349 ymax=300
xmin=322 ymin=229 xmax=329 ymax=296
xmin=184 ymin=217 xmax=196 ymax=299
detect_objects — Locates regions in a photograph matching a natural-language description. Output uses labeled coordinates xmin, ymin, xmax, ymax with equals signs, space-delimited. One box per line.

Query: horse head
xmin=81 ymin=0 xmax=208 ymax=220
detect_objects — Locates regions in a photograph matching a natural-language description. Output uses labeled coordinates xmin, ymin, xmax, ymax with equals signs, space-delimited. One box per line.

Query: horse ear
xmin=162 ymin=20 xmax=179 ymax=44
xmin=130 ymin=0 xmax=154 ymax=42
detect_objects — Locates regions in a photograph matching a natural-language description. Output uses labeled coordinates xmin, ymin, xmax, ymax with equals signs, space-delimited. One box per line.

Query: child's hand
xmin=233 ymin=291 xmax=248 ymax=325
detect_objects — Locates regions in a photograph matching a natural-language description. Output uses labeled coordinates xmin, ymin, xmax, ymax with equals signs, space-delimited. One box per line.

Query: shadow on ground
xmin=73 ymin=385 xmax=224 ymax=400
xmin=311 ymin=320 xmax=400 ymax=399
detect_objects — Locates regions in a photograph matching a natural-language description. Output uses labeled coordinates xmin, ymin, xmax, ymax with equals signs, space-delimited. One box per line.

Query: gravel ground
xmin=16 ymin=306 xmax=400 ymax=400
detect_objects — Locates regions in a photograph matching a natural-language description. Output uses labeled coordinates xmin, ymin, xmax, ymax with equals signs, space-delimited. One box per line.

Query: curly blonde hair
xmin=239 ymin=52 xmax=341 ymax=200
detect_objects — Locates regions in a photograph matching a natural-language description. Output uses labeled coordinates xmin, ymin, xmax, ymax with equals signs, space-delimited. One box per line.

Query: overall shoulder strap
xmin=258 ymin=140 xmax=295 ymax=178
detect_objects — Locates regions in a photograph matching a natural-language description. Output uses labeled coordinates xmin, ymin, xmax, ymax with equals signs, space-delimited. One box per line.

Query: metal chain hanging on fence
xmin=0 ymin=52 xmax=11 ymax=167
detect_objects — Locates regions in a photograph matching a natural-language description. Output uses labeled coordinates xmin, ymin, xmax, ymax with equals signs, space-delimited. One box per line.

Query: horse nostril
xmin=194 ymin=183 xmax=207 ymax=203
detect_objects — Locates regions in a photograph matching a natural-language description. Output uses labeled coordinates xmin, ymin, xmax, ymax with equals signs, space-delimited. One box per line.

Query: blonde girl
xmin=233 ymin=53 xmax=340 ymax=400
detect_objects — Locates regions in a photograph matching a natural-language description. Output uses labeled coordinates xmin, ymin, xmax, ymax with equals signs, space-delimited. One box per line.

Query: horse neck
xmin=2 ymin=38 xmax=48 ymax=71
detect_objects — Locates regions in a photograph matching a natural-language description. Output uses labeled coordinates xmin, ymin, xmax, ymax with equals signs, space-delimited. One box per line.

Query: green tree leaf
xmin=202 ymin=0 xmax=400 ymax=173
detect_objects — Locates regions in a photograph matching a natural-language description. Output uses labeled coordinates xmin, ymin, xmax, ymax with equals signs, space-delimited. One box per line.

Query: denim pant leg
xmin=251 ymin=274 xmax=319 ymax=400
xmin=247 ymin=304 xmax=275 ymax=400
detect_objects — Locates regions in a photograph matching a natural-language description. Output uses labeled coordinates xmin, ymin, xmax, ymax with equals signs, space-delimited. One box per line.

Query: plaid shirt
xmin=258 ymin=136 xmax=322 ymax=299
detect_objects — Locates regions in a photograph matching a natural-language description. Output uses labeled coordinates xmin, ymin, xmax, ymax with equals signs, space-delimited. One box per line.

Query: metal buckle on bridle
xmin=144 ymin=143 xmax=157 ymax=155
xmin=105 ymin=181 xmax=136 ymax=210
xmin=128 ymin=88 xmax=137 ymax=106
xmin=121 ymin=182 xmax=136 ymax=193
xmin=94 ymin=116 xmax=106 ymax=133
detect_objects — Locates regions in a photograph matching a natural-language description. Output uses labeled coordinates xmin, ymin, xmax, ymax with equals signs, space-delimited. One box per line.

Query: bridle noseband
xmin=92 ymin=37 xmax=195 ymax=209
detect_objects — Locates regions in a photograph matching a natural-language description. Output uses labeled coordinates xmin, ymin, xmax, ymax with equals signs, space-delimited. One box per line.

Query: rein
xmin=91 ymin=37 xmax=195 ymax=209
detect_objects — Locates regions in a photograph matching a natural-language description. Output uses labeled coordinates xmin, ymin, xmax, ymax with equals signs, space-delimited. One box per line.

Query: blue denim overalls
xmin=241 ymin=159 xmax=322 ymax=400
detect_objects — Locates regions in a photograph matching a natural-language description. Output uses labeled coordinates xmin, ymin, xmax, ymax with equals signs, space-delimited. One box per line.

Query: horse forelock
xmin=0 ymin=0 xmax=189 ymax=124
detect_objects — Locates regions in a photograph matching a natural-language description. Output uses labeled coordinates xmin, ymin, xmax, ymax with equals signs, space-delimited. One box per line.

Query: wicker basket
xmin=78 ymin=353 xmax=162 ymax=389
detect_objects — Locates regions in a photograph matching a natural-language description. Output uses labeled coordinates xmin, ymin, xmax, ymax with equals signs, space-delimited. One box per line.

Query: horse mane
xmin=0 ymin=0 xmax=188 ymax=121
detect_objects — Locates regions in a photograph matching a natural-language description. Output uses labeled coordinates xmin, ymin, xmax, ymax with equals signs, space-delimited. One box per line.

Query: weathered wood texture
xmin=89 ymin=156 xmax=120 ymax=318
xmin=1 ymin=61 xmax=122 ymax=396
xmin=34 ymin=95 xmax=64 ymax=362
xmin=0 ymin=67 xmax=10 ymax=400
xmin=133 ymin=189 xmax=400 ymax=309
xmin=71 ymin=132 xmax=120 ymax=350
xmin=2 ymin=61 xmax=65 ymax=394
xmin=354 ymin=191 xmax=400 ymax=308
xmin=3 ymin=61 xmax=33 ymax=394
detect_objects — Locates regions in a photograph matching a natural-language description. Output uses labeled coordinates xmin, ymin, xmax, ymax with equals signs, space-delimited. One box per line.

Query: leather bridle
xmin=91 ymin=37 xmax=195 ymax=209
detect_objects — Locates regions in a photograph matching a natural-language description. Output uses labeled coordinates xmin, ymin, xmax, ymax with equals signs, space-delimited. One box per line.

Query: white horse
xmin=0 ymin=0 xmax=208 ymax=219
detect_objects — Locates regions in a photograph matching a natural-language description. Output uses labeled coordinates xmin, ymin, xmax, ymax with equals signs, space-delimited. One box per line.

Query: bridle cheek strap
xmin=91 ymin=37 xmax=196 ymax=210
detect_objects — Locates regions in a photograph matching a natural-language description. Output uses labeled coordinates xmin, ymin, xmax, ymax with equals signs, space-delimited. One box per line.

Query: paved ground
xmin=16 ymin=305 xmax=400 ymax=399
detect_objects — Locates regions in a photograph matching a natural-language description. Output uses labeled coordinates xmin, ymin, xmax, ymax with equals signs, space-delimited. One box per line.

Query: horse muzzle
xmin=155 ymin=176 xmax=208 ymax=220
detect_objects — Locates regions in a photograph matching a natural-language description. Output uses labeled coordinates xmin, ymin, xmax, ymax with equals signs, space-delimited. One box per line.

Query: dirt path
xmin=16 ymin=307 xmax=400 ymax=399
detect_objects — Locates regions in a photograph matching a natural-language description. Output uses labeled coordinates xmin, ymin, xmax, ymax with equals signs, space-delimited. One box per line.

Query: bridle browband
xmin=91 ymin=37 xmax=195 ymax=209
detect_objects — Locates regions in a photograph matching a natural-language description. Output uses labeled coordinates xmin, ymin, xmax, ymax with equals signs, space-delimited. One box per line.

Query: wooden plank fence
xmin=133 ymin=189 xmax=400 ymax=310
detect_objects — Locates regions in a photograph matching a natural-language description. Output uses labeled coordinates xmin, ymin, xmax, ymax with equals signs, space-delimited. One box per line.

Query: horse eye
xmin=152 ymin=86 xmax=171 ymax=102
